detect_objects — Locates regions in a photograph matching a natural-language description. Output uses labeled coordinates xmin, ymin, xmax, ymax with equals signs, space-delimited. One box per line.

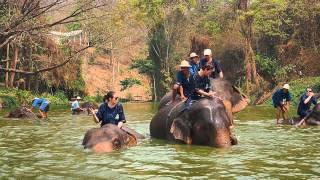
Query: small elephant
xmin=280 ymin=103 xmax=320 ymax=126
xmin=82 ymin=124 xmax=144 ymax=153
xmin=6 ymin=106 xmax=37 ymax=119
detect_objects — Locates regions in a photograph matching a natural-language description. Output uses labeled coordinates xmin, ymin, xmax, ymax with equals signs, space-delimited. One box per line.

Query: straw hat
xmin=189 ymin=52 xmax=199 ymax=58
xmin=204 ymin=49 xmax=212 ymax=56
xmin=179 ymin=60 xmax=191 ymax=68
xmin=283 ymin=84 xmax=290 ymax=90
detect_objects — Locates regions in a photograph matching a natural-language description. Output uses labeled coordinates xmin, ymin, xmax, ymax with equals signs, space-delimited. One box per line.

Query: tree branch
xmin=0 ymin=46 xmax=90 ymax=75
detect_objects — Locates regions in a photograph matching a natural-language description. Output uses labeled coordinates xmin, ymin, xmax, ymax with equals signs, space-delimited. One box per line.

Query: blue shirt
xmin=189 ymin=60 xmax=199 ymax=76
xmin=176 ymin=71 xmax=194 ymax=97
xmin=32 ymin=98 xmax=49 ymax=111
xmin=272 ymin=89 xmax=292 ymax=107
xmin=199 ymin=58 xmax=222 ymax=79
xmin=71 ymin=100 xmax=80 ymax=110
xmin=297 ymin=93 xmax=317 ymax=116
xmin=96 ymin=103 xmax=126 ymax=127
xmin=190 ymin=74 xmax=211 ymax=99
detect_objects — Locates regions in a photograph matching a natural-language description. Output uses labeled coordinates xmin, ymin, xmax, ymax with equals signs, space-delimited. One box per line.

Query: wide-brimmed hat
xmin=204 ymin=49 xmax=212 ymax=56
xmin=179 ymin=60 xmax=191 ymax=68
xmin=283 ymin=84 xmax=290 ymax=90
xmin=190 ymin=52 xmax=199 ymax=58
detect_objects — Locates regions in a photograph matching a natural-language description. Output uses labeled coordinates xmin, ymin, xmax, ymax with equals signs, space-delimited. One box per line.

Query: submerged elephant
xmin=6 ymin=106 xmax=38 ymax=119
xmin=280 ymin=103 xmax=320 ymax=126
xmin=82 ymin=124 xmax=145 ymax=153
xmin=150 ymin=79 xmax=249 ymax=147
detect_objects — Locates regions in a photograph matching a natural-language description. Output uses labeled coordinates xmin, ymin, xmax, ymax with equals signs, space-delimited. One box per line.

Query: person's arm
xmin=216 ymin=61 xmax=223 ymax=78
xmin=117 ymin=104 xmax=126 ymax=128
xmin=304 ymin=93 xmax=314 ymax=104
xmin=89 ymin=107 xmax=100 ymax=124
xmin=179 ymin=86 xmax=187 ymax=99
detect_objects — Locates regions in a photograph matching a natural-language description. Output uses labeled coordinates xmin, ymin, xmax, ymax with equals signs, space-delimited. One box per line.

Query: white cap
xmin=76 ymin=96 xmax=82 ymax=100
xmin=189 ymin=52 xmax=199 ymax=58
xmin=204 ymin=49 xmax=212 ymax=56
xmin=283 ymin=84 xmax=290 ymax=90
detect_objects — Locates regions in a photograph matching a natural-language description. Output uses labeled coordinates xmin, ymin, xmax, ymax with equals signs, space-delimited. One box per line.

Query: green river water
xmin=0 ymin=103 xmax=319 ymax=179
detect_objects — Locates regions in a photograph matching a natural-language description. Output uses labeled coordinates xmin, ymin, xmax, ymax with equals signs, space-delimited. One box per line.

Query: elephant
xmin=150 ymin=78 xmax=249 ymax=147
xmin=279 ymin=103 xmax=320 ymax=126
xmin=6 ymin=106 xmax=38 ymax=119
xmin=82 ymin=124 xmax=145 ymax=153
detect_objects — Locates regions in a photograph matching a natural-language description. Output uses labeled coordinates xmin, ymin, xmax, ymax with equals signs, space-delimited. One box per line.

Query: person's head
xmin=189 ymin=52 xmax=199 ymax=63
xmin=282 ymin=84 xmax=290 ymax=93
xmin=306 ymin=87 xmax=313 ymax=96
xmin=179 ymin=60 xmax=191 ymax=75
xmin=103 ymin=91 xmax=119 ymax=104
xmin=203 ymin=49 xmax=212 ymax=61
xmin=75 ymin=96 xmax=81 ymax=101
xmin=201 ymin=64 xmax=213 ymax=76
xmin=32 ymin=97 xmax=39 ymax=104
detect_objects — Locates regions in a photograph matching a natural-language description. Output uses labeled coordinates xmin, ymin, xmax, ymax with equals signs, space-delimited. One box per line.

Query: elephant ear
xmin=170 ymin=118 xmax=192 ymax=144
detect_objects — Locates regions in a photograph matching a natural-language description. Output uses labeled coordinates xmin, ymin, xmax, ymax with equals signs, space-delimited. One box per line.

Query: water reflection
xmin=0 ymin=104 xmax=319 ymax=179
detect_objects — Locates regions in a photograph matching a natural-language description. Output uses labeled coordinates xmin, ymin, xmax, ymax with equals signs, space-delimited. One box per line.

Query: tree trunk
xmin=9 ymin=46 xmax=19 ymax=88
xmin=152 ymin=74 xmax=157 ymax=101
xmin=5 ymin=43 xmax=10 ymax=88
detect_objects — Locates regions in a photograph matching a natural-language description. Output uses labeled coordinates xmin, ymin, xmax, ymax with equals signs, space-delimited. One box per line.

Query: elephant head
xmin=82 ymin=124 xmax=144 ymax=153
xmin=169 ymin=98 xmax=237 ymax=147
xmin=305 ymin=103 xmax=320 ymax=125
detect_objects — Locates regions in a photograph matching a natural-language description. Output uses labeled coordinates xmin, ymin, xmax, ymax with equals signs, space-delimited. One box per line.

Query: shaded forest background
xmin=0 ymin=0 xmax=319 ymax=104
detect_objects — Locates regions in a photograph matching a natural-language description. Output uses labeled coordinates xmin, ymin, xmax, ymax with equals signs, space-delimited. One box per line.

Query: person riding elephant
xmin=84 ymin=91 xmax=144 ymax=153
xmin=150 ymin=78 xmax=249 ymax=148
xmin=172 ymin=60 xmax=194 ymax=102
xmin=90 ymin=91 xmax=125 ymax=128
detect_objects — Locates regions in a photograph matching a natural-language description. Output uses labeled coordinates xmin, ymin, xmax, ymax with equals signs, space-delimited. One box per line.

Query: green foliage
xmin=83 ymin=93 xmax=104 ymax=103
xmin=15 ymin=90 xmax=32 ymax=106
xmin=0 ymin=95 xmax=18 ymax=108
xmin=41 ymin=91 xmax=68 ymax=105
xmin=120 ymin=78 xmax=142 ymax=91
xmin=131 ymin=58 xmax=155 ymax=75
xmin=273 ymin=64 xmax=296 ymax=83
xmin=66 ymin=22 xmax=81 ymax=31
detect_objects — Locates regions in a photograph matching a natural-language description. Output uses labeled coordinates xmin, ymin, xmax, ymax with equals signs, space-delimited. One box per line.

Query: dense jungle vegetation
xmin=0 ymin=0 xmax=319 ymax=106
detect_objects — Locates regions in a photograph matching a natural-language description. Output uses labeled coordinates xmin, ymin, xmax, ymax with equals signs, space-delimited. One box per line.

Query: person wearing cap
xmin=172 ymin=60 xmax=194 ymax=102
xmin=296 ymin=87 xmax=318 ymax=126
xmin=199 ymin=49 xmax=223 ymax=79
xmin=90 ymin=91 xmax=126 ymax=128
xmin=71 ymin=96 xmax=84 ymax=114
xmin=30 ymin=97 xmax=50 ymax=118
xmin=188 ymin=52 xmax=200 ymax=76
xmin=272 ymin=84 xmax=292 ymax=124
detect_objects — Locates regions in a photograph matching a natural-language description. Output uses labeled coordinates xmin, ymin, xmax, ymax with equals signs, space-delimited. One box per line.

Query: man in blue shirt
xmin=296 ymin=88 xmax=318 ymax=126
xmin=188 ymin=52 xmax=200 ymax=76
xmin=90 ymin=91 xmax=126 ymax=128
xmin=199 ymin=49 xmax=223 ymax=79
xmin=71 ymin=96 xmax=84 ymax=114
xmin=172 ymin=60 xmax=194 ymax=102
xmin=30 ymin=97 xmax=50 ymax=118
xmin=190 ymin=64 xmax=216 ymax=100
xmin=272 ymin=84 xmax=292 ymax=124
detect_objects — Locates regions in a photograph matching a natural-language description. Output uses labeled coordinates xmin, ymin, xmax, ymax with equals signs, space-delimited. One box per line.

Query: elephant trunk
xmin=213 ymin=128 xmax=232 ymax=148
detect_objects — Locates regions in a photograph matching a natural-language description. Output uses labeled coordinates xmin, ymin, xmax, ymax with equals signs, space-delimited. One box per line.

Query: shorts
xmin=40 ymin=103 xmax=50 ymax=112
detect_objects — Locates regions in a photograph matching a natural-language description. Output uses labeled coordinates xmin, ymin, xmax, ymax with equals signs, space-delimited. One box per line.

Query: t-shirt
xmin=71 ymin=100 xmax=80 ymax=110
xmin=176 ymin=71 xmax=194 ymax=97
xmin=32 ymin=98 xmax=49 ymax=111
xmin=297 ymin=93 xmax=317 ymax=115
xmin=189 ymin=60 xmax=199 ymax=76
xmin=190 ymin=74 xmax=211 ymax=99
xmin=199 ymin=58 xmax=222 ymax=78
xmin=96 ymin=103 xmax=126 ymax=127
xmin=272 ymin=89 xmax=292 ymax=107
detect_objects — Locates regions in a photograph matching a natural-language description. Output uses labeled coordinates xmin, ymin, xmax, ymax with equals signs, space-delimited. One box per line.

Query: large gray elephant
xmin=280 ymin=103 xmax=320 ymax=126
xmin=150 ymin=79 xmax=249 ymax=147
xmin=82 ymin=124 xmax=145 ymax=153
